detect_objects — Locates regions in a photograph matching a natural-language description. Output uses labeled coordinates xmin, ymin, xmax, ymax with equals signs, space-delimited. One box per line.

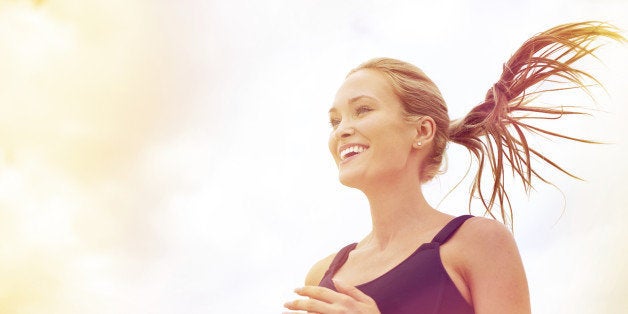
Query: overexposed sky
xmin=0 ymin=1 xmax=627 ymax=313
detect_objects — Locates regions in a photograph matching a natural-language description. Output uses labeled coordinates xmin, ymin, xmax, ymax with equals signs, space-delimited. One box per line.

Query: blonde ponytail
xmin=448 ymin=21 xmax=624 ymax=225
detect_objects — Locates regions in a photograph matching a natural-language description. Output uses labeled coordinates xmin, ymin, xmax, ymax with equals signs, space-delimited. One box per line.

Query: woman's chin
xmin=338 ymin=169 xmax=374 ymax=190
xmin=338 ymin=172 xmax=362 ymax=189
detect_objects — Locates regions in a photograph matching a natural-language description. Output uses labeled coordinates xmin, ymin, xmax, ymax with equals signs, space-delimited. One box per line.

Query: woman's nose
xmin=335 ymin=122 xmax=355 ymax=139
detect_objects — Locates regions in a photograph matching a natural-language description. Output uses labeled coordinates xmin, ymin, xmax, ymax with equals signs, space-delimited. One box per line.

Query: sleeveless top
xmin=319 ymin=215 xmax=475 ymax=314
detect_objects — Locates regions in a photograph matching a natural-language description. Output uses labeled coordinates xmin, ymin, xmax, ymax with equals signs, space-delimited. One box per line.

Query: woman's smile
xmin=339 ymin=144 xmax=369 ymax=163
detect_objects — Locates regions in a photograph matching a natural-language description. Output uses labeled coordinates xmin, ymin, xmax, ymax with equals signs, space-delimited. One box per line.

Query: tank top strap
xmin=325 ymin=243 xmax=358 ymax=275
xmin=431 ymin=215 xmax=474 ymax=245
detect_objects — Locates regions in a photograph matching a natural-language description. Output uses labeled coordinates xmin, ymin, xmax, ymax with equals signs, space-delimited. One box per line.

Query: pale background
xmin=0 ymin=0 xmax=627 ymax=313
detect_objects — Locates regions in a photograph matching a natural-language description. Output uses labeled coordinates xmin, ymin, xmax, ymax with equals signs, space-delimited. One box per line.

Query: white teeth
xmin=340 ymin=145 xmax=367 ymax=160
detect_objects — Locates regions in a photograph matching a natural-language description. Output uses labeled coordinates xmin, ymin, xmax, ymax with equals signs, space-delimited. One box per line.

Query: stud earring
xmin=417 ymin=141 xmax=422 ymax=147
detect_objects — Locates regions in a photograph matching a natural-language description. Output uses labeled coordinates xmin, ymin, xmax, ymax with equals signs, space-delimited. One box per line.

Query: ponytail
xmin=448 ymin=21 xmax=624 ymax=226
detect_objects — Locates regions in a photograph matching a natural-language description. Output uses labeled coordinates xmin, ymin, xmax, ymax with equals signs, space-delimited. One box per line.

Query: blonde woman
xmin=284 ymin=22 xmax=623 ymax=314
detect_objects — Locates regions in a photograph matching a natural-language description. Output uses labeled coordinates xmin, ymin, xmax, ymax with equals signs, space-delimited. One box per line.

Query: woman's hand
xmin=284 ymin=279 xmax=380 ymax=314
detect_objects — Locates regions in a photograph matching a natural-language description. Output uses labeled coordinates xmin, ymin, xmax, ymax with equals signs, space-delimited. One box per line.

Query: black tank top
xmin=319 ymin=215 xmax=475 ymax=314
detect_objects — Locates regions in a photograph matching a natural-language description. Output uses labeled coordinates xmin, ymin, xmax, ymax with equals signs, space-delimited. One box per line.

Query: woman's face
xmin=328 ymin=69 xmax=419 ymax=189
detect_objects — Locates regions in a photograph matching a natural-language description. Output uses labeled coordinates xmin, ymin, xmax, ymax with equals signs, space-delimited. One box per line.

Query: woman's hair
xmin=348 ymin=21 xmax=624 ymax=226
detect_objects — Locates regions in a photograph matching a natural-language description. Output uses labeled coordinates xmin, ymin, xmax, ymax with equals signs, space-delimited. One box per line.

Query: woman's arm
xmin=456 ymin=217 xmax=531 ymax=314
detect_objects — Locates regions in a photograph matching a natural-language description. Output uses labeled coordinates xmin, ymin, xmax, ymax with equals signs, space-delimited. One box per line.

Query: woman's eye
xmin=329 ymin=118 xmax=341 ymax=128
xmin=355 ymin=106 xmax=372 ymax=115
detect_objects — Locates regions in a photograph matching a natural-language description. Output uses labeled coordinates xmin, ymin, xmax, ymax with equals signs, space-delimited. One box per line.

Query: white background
xmin=0 ymin=0 xmax=627 ymax=313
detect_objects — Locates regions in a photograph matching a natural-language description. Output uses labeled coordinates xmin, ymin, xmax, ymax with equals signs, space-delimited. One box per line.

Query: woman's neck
xmin=360 ymin=174 xmax=441 ymax=250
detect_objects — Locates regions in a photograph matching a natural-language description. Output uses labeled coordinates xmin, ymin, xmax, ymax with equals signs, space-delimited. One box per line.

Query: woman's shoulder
xmin=447 ymin=216 xmax=530 ymax=312
xmin=304 ymin=252 xmax=337 ymax=286
xmin=450 ymin=216 xmax=517 ymax=259
xmin=459 ymin=216 xmax=513 ymax=241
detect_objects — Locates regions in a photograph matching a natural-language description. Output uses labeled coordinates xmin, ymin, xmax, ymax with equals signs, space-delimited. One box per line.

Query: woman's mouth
xmin=339 ymin=145 xmax=368 ymax=161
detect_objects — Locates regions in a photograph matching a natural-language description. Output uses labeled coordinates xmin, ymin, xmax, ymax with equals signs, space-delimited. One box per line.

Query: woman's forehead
xmin=331 ymin=69 xmax=395 ymax=108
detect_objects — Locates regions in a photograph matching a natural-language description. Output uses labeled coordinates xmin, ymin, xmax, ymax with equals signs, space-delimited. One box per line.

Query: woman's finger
xmin=294 ymin=285 xmax=346 ymax=304
xmin=285 ymin=283 xmax=380 ymax=313
xmin=283 ymin=297 xmax=330 ymax=313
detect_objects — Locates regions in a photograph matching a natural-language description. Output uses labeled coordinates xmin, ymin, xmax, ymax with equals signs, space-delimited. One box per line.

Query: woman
xmin=284 ymin=22 xmax=623 ymax=313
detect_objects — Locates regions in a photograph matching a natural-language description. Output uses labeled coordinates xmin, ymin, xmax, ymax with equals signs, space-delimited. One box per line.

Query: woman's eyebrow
xmin=329 ymin=95 xmax=378 ymax=113
xmin=348 ymin=95 xmax=377 ymax=104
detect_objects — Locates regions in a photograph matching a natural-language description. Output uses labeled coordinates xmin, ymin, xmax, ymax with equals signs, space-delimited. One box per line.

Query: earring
xmin=417 ymin=141 xmax=422 ymax=147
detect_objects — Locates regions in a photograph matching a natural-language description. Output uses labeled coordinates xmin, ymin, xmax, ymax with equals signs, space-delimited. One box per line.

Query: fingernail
xmin=293 ymin=287 xmax=303 ymax=293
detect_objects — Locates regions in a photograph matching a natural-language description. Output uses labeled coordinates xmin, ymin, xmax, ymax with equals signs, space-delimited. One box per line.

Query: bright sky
xmin=0 ymin=0 xmax=627 ymax=313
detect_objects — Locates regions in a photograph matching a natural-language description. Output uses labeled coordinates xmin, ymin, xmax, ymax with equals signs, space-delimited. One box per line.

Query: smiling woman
xmin=284 ymin=21 xmax=624 ymax=314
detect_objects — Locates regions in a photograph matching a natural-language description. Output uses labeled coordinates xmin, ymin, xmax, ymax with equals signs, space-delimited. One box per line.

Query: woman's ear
xmin=412 ymin=116 xmax=436 ymax=149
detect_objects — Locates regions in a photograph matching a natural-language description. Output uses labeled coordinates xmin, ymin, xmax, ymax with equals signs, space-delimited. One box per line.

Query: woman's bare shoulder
xmin=453 ymin=216 xmax=530 ymax=312
xmin=304 ymin=252 xmax=337 ymax=286
xmin=444 ymin=216 xmax=519 ymax=280
xmin=459 ymin=216 xmax=514 ymax=243
xmin=451 ymin=216 xmax=518 ymax=262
